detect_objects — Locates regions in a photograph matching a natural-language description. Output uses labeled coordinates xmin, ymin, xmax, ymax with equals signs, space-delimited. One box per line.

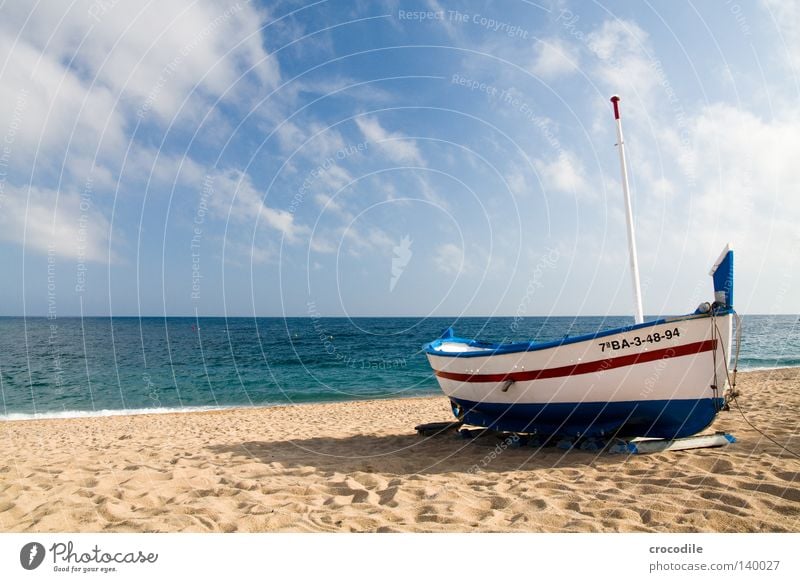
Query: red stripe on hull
xmin=433 ymin=339 xmax=717 ymax=383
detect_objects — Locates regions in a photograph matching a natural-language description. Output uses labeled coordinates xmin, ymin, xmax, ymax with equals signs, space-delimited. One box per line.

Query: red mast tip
xmin=610 ymin=95 xmax=621 ymax=119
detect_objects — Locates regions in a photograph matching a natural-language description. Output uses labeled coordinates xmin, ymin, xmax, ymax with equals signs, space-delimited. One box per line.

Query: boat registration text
xmin=598 ymin=328 xmax=682 ymax=352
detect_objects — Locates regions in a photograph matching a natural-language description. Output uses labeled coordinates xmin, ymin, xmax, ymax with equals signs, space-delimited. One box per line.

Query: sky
xmin=0 ymin=0 xmax=798 ymax=318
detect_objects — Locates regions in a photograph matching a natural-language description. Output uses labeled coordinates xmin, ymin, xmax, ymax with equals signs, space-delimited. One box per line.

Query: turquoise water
xmin=0 ymin=315 xmax=797 ymax=419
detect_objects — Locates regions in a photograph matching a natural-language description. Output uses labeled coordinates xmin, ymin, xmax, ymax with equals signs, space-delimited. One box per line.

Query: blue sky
xmin=1 ymin=0 xmax=798 ymax=317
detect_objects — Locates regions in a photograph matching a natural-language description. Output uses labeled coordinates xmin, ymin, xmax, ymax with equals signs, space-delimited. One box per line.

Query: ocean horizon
xmin=1 ymin=315 xmax=798 ymax=421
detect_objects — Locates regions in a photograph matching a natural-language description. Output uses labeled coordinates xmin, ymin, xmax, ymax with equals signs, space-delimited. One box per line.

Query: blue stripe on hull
xmin=450 ymin=397 xmax=724 ymax=439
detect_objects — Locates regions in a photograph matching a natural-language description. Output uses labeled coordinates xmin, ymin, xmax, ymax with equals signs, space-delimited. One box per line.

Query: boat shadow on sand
xmin=207 ymin=431 xmax=635 ymax=477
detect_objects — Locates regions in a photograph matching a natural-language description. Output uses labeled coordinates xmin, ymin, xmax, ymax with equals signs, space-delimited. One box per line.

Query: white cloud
xmin=209 ymin=169 xmax=308 ymax=244
xmin=0 ymin=184 xmax=111 ymax=262
xmin=571 ymin=15 xmax=800 ymax=312
xmin=309 ymin=224 xmax=398 ymax=257
xmin=529 ymin=39 xmax=580 ymax=79
xmin=0 ymin=33 xmax=125 ymax=175
xmin=534 ymin=151 xmax=589 ymax=195
xmin=26 ymin=1 xmax=275 ymax=120
xmin=0 ymin=1 xmax=278 ymax=260
xmin=344 ymin=225 xmax=394 ymax=252
xmin=412 ymin=172 xmax=451 ymax=209
xmin=606 ymin=94 xmax=800 ymax=312
xmin=433 ymin=243 xmax=465 ymax=275
xmin=586 ymin=19 xmax=660 ymax=101
xmin=507 ymin=169 xmax=528 ymax=196
xmin=309 ymin=233 xmax=337 ymax=254
xmin=221 ymin=238 xmax=275 ymax=265
xmin=0 ymin=1 xmax=277 ymax=152
xmin=762 ymin=0 xmax=800 ymax=74
xmin=275 ymin=121 xmax=306 ymax=153
xmin=275 ymin=120 xmax=350 ymax=174
xmin=355 ymin=116 xmax=424 ymax=165
xmin=679 ymin=104 xmax=800 ymax=249
xmin=424 ymin=0 xmax=461 ymax=42
xmin=313 ymin=192 xmax=353 ymax=221
xmin=503 ymin=159 xmax=536 ymax=198
xmin=123 ymin=147 xmax=208 ymax=189
xmin=325 ymin=165 xmax=355 ymax=192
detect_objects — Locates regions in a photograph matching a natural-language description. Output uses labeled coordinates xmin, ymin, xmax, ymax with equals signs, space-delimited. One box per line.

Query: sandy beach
xmin=1 ymin=368 xmax=798 ymax=532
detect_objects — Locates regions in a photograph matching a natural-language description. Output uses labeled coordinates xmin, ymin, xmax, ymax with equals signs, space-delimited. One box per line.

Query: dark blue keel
xmin=450 ymin=397 xmax=725 ymax=439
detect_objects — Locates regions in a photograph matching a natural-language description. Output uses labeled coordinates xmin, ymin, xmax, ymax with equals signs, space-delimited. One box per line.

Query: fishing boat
xmin=423 ymin=96 xmax=738 ymax=440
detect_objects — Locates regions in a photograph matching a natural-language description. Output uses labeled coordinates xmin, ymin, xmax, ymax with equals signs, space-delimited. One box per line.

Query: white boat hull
xmin=424 ymin=312 xmax=733 ymax=438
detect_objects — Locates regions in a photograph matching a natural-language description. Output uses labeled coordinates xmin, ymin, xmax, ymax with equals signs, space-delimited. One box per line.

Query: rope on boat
xmin=731 ymin=310 xmax=742 ymax=391
xmin=714 ymin=312 xmax=800 ymax=460
xmin=710 ymin=310 xmax=720 ymax=409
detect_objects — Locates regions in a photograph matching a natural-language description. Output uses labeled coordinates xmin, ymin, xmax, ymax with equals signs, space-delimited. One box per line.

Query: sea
xmin=0 ymin=315 xmax=798 ymax=420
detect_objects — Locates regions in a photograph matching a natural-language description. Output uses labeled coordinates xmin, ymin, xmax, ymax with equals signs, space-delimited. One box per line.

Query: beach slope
xmin=1 ymin=369 xmax=798 ymax=532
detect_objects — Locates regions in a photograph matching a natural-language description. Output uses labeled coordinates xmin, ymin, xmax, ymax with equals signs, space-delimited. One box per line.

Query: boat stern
xmin=710 ymin=244 xmax=734 ymax=309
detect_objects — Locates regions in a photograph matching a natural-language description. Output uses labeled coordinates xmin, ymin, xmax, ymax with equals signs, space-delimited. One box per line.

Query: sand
xmin=1 ymin=368 xmax=798 ymax=532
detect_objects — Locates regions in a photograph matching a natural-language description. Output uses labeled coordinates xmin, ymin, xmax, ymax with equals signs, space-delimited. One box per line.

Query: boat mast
xmin=610 ymin=95 xmax=644 ymax=325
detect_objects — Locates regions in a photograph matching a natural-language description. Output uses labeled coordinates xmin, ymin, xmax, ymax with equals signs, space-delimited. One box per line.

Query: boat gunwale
xmin=423 ymin=308 xmax=733 ymax=358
